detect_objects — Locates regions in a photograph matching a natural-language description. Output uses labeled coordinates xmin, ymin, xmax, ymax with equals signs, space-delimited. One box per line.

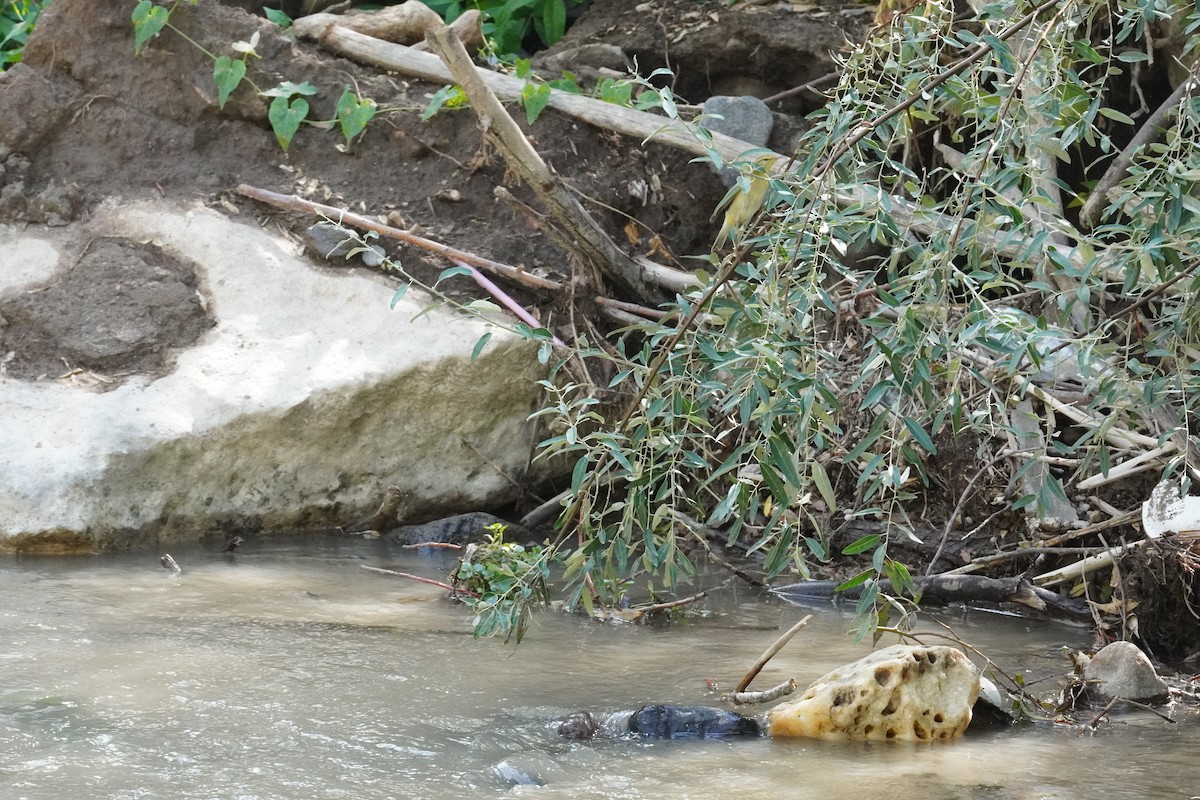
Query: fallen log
xmin=295 ymin=23 xmax=767 ymax=166
xmin=772 ymin=574 xmax=1091 ymax=623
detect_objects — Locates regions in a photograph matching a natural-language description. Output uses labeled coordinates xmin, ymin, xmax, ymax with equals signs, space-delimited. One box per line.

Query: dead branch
xmin=361 ymin=563 xmax=476 ymax=595
xmin=296 ymin=26 xmax=1165 ymax=297
xmin=735 ymin=614 xmax=812 ymax=693
xmin=400 ymin=541 xmax=462 ymax=549
xmin=235 ymin=184 xmax=669 ymax=320
xmin=237 ymin=183 xmax=559 ymax=289
xmin=1032 ymin=540 xmax=1148 ymax=588
xmin=1080 ymin=62 xmax=1200 ymax=230
xmin=731 ymin=678 xmax=797 ymax=705
xmin=425 ymin=25 xmax=657 ymax=301
xmin=773 ymin=576 xmax=1091 ymax=623
xmin=632 ymin=578 xmax=731 ymax=613
xmin=944 ymin=510 xmax=1142 ymax=576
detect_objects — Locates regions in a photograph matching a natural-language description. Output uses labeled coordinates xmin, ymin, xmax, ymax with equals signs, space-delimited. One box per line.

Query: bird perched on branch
xmin=712 ymin=154 xmax=778 ymax=248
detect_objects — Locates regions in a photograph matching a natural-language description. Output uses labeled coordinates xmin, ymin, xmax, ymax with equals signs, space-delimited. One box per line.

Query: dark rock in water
xmin=629 ymin=705 xmax=762 ymax=739
xmin=384 ymin=512 xmax=531 ymax=547
xmin=558 ymin=705 xmax=762 ymax=740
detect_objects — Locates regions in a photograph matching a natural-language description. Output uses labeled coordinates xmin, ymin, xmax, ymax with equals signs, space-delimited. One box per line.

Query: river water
xmin=2 ymin=536 xmax=1198 ymax=800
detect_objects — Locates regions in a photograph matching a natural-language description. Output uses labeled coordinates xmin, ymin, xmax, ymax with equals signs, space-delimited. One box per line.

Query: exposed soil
xmin=0 ymin=237 xmax=213 ymax=382
xmin=0 ymin=0 xmax=868 ymax=373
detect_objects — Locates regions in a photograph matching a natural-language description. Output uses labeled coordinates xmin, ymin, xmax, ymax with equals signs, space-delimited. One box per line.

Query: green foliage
xmin=424 ymin=0 xmax=584 ymax=57
xmin=421 ymin=83 xmax=469 ymax=120
xmin=130 ymin=3 xmax=379 ymax=152
xmin=525 ymin=0 xmax=1200 ymax=640
xmin=262 ymin=80 xmax=316 ymax=150
xmin=263 ymin=7 xmax=292 ymax=28
xmin=1 ymin=0 xmax=45 ymax=69
xmin=131 ymin=0 xmax=170 ymax=55
xmin=335 ymin=86 xmax=377 ymax=147
xmin=452 ymin=524 xmax=552 ymax=643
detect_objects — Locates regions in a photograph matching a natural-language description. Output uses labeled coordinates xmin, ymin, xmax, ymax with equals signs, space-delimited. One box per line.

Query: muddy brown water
xmin=3 ymin=537 xmax=1198 ymax=799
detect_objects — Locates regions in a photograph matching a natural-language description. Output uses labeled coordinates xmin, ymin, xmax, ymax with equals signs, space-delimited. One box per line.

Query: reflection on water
xmin=2 ymin=537 xmax=1197 ymax=800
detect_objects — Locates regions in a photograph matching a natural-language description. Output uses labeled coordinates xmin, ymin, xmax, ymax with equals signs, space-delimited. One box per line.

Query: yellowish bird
xmin=712 ymin=155 xmax=777 ymax=248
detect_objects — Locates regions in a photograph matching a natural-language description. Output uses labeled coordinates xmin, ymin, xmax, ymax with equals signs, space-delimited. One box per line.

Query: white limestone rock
xmin=767 ymin=644 xmax=980 ymax=742
xmin=0 ymin=199 xmax=544 ymax=552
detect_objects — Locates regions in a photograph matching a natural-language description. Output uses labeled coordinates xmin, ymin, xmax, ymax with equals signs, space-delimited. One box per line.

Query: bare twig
xmin=235 ymin=185 xmax=669 ymax=318
xmin=735 ymin=614 xmax=813 ymax=693
xmin=731 ymin=678 xmax=797 ymax=705
xmin=237 ymin=184 xmax=559 ymax=290
xmin=632 ymin=579 xmax=731 ymax=613
xmin=426 ymin=25 xmax=657 ymax=300
xmin=361 ymin=563 xmax=477 ymax=595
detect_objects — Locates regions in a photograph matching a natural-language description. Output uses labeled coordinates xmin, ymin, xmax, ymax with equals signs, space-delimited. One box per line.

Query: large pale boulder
xmin=767 ymin=644 xmax=980 ymax=742
xmin=0 ymin=199 xmax=544 ymax=553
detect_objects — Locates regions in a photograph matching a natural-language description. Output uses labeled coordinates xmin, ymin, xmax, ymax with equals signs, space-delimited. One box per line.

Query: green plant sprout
xmin=452 ymin=523 xmax=552 ymax=643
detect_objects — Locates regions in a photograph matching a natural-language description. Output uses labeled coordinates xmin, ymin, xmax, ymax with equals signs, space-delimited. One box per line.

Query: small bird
xmin=712 ymin=155 xmax=778 ymax=248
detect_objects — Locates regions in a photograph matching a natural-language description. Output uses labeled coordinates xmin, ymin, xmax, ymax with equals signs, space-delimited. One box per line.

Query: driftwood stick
xmin=952 ymin=545 xmax=1108 ymax=572
xmin=426 ymin=25 xmax=657 ymax=300
xmin=400 ymin=541 xmax=463 ymax=549
xmin=453 ymin=259 xmax=563 ymax=345
xmin=361 ymin=563 xmax=476 ymax=595
xmin=632 ymin=579 xmax=731 ymax=613
xmin=1024 ymin=383 xmax=1159 ymax=450
xmin=774 ymin=576 xmax=1091 ymax=622
xmin=735 ymin=614 xmax=813 ymax=693
xmin=236 ymin=184 xmax=560 ymax=290
xmin=1075 ymin=441 xmax=1179 ymax=490
xmin=519 ymin=487 xmax=571 ymax=529
xmin=236 ymin=185 xmax=669 ymax=319
xmin=1032 ymin=540 xmax=1147 ymax=587
xmin=731 ymin=678 xmax=797 ymax=705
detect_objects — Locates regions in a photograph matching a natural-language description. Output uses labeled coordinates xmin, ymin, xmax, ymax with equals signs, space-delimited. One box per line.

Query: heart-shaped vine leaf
xmin=213 ymin=56 xmax=246 ymax=109
xmin=268 ymin=95 xmax=308 ymax=151
xmin=131 ymin=0 xmax=170 ymax=55
xmin=335 ymin=87 xmax=376 ymax=146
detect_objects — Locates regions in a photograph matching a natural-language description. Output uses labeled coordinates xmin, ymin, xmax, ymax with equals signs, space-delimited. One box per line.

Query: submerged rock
xmin=767 ymin=644 xmax=981 ymax=742
xmin=1083 ymin=641 xmax=1169 ymax=704
xmin=558 ymin=705 xmax=762 ymax=740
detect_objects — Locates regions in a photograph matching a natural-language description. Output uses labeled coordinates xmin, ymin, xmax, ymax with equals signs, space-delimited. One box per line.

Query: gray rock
xmin=385 ymin=512 xmax=530 ymax=547
xmin=1084 ymin=641 xmax=1169 ymax=703
xmin=698 ymin=96 xmax=774 ymax=187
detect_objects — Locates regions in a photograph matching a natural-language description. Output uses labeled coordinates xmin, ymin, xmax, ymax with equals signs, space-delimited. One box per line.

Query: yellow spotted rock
xmin=767 ymin=645 xmax=980 ymax=742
